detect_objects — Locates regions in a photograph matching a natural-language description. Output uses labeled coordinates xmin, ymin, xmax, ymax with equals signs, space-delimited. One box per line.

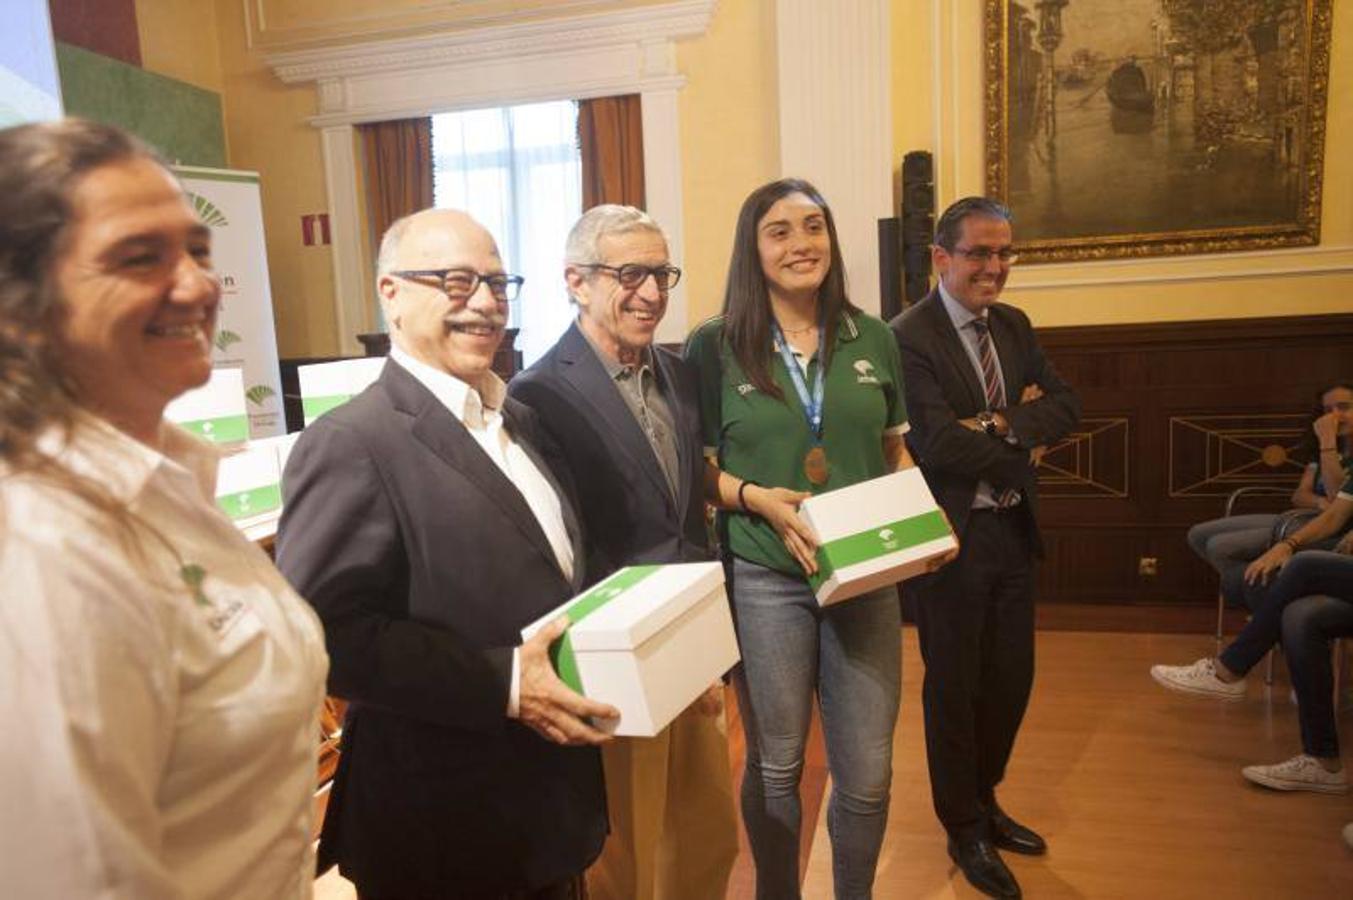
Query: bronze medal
xmin=804 ymin=445 xmax=829 ymax=485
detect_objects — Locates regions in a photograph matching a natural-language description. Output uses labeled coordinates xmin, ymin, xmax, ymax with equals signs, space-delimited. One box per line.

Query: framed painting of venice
xmin=983 ymin=0 xmax=1333 ymax=262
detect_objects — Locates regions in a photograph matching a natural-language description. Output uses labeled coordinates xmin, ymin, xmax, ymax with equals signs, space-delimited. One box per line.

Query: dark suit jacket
xmin=275 ymin=360 xmax=606 ymax=897
xmin=508 ymin=321 xmax=710 ymax=581
xmin=890 ymin=290 xmax=1080 ymax=556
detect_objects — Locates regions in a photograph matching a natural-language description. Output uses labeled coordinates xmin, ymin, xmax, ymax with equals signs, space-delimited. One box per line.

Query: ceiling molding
xmin=266 ymin=0 xmax=717 ymax=85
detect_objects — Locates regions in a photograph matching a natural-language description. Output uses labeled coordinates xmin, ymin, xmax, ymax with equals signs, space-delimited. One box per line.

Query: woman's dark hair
xmin=720 ymin=177 xmax=856 ymax=400
xmin=0 ymin=119 xmax=169 ymax=562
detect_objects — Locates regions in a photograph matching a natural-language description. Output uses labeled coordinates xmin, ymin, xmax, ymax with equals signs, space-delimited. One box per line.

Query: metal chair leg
xmin=1335 ymin=639 xmax=1348 ymax=711
xmin=1216 ymin=591 xmax=1225 ymax=652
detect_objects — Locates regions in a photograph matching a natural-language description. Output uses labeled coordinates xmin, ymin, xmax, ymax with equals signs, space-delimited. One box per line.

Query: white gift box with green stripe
xmin=521 ymin=562 xmax=739 ymax=737
xmin=298 ymin=357 xmax=386 ymax=426
xmin=802 ymin=468 xmax=957 ymax=606
xmin=215 ymin=440 xmax=283 ymax=522
xmin=165 ymin=365 xmax=249 ymax=444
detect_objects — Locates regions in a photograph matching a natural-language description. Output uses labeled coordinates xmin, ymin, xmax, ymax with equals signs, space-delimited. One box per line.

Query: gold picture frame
xmin=983 ymin=0 xmax=1333 ymax=263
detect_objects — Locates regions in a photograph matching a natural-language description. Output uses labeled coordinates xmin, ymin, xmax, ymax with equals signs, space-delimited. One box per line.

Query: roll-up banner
xmin=174 ymin=167 xmax=285 ymax=438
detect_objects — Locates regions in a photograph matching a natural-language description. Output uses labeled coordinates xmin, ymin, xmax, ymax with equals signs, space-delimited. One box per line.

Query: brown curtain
xmin=577 ymin=95 xmax=646 ymax=209
xmin=359 ymin=117 xmax=434 ymax=254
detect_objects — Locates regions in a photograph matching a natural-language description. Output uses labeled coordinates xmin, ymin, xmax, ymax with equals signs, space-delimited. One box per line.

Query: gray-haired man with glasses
xmin=510 ymin=205 xmax=739 ymax=900
xmin=278 ymin=208 xmax=616 ymax=899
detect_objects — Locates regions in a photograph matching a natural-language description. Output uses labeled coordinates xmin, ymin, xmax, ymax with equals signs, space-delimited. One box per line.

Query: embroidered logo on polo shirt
xmin=853 ymin=360 xmax=880 ymax=385
xmin=736 ymin=383 xmax=756 ymax=396
xmin=180 ymin=562 xmax=249 ymax=636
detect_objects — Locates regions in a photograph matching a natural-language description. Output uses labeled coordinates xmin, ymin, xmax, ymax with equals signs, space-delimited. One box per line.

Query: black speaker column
xmin=901 ymin=150 xmax=934 ymax=306
xmin=877 ymin=217 xmax=902 ymax=322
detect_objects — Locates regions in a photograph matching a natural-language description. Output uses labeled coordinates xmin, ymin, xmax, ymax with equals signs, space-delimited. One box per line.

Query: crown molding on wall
xmin=248 ymin=0 xmax=688 ymax=52
xmin=267 ymin=0 xmax=716 ymax=352
xmin=265 ymin=0 xmax=716 ymax=85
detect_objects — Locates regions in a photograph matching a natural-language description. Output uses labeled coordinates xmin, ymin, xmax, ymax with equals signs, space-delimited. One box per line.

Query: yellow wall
xmin=135 ymin=0 xmax=224 ymax=95
xmin=676 ymin=0 xmax=781 ymax=322
xmin=133 ymin=0 xmax=342 ymax=357
xmin=212 ymin=0 xmax=340 ymax=357
xmin=134 ymin=0 xmax=1353 ymax=356
xmin=891 ymin=0 xmax=1353 ymax=327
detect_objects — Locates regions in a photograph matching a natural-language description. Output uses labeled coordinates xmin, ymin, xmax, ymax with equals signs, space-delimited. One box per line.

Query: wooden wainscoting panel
xmin=1031 ymin=313 xmax=1353 ymax=606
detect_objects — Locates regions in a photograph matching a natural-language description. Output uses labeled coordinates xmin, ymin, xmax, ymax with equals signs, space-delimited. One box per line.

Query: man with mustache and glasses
xmin=509 ymin=205 xmax=738 ymax=900
xmin=890 ymin=197 xmax=1079 ymax=900
xmin=277 ymin=208 xmax=617 ymax=900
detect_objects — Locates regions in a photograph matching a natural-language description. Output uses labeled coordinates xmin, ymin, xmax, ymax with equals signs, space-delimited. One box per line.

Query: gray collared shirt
xmin=937 ymin=282 xmax=1022 ymax=510
xmin=579 ymin=324 xmax=681 ymax=501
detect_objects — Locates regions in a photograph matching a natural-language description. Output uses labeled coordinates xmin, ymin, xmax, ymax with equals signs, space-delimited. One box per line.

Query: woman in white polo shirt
xmin=0 ymin=119 xmax=328 ymax=899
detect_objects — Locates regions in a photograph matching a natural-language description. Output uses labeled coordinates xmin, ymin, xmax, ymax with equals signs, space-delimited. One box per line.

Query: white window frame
xmin=267 ymin=0 xmax=716 ymax=353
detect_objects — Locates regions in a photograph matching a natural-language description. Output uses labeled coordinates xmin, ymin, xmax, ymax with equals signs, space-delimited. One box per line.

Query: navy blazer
xmin=276 ymin=359 xmax=606 ymax=896
xmin=890 ymin=290 xmax=1080 ymax=556
xmin=509 ymin=321 xmax=711 ymax=583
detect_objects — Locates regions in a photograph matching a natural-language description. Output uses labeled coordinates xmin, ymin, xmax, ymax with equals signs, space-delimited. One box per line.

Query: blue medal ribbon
xmin=771 ymin=318 xmax=826 ymax=443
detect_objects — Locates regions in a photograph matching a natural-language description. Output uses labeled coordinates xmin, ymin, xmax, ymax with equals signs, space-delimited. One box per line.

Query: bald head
xmin=376 ymin=208 xmax=508 ymax=386
xmin=378 ymin=208 xmax=492 ymax=278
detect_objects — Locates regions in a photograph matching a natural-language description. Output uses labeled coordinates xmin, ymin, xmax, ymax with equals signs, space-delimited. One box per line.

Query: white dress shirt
xmin=0 ymin=414 xmax=328 ymax=900
xmin=388 ymin=347 xmax=575 ymax=715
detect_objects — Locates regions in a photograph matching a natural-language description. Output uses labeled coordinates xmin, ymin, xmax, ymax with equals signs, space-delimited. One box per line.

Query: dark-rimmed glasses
xmin=391 ymin=268 xmax=524 ymax=302
xmin=578 ymin=263 xmax=683 ymax=291
xmin=950 ymin=247 xmax=1019 ymax=265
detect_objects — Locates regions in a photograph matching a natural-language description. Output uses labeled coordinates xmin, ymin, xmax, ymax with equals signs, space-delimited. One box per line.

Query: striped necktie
xmin=970 ymin=317 xmax=1005 ymax=409
xmin=971 ymin=318 xmax=1019 ymax=507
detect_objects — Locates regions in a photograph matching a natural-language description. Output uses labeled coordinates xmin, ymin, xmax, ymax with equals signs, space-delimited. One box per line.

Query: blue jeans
xmin=1220 ymin=551 xmax=1353 ymax=675
xmin=728 ymin=556 xmax=901 ymax=900
xmin=1187 ymin=514 xmax=1277 ymax=578
xmin=1282 ymin=594 xmax=1353 ymax=758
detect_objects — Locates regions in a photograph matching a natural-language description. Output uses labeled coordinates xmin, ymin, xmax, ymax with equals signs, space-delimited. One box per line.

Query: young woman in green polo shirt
xmin=685 ymin=178 xmax=926 ymax=899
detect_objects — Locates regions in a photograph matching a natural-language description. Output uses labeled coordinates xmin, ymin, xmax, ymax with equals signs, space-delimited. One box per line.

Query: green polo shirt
xmin=685 ymin=310 xmax=909 ymax=576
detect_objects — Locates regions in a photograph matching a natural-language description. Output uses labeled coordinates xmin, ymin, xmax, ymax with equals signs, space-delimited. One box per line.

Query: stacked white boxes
xmin=297 ymin=357 xmax=386 ymax=426
xmin=164 ymin=365 xmax=249 ymax=444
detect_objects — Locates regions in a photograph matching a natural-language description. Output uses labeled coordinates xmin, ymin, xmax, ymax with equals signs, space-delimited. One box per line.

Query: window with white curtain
xmin=431 ymin=100 xmax=581 ymax=368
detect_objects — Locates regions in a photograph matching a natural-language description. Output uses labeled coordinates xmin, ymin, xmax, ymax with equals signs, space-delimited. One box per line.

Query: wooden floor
xmin=802 ymin=629 xmax=1353 ymax=899
xmin=317 ymin=625 xmax=1353 ymax=899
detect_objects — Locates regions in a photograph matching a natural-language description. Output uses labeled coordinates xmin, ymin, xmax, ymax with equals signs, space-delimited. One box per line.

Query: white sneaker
xmin=1150 ymin=657 xmax=1246 ymax=700
xmin=1242 ymin=754 xmax=1349 ymax=794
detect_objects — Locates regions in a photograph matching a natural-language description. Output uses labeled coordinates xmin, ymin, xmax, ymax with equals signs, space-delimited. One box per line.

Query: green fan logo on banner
xmin=187 ymin=192 xmax=229 ymax=227
xmin=245 ymin=385 xmax=276 ymax=408
xmin=214 ymin=329 xmax=242 ymax=352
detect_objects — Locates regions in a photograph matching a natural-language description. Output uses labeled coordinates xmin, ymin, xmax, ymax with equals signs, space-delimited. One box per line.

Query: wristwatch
xmin=976 ymin=410 xmax=999 ymax=436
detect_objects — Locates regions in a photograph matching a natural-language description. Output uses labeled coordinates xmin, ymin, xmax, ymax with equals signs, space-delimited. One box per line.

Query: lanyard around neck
xmin=771 ymin=318 xmax=826 ymax=443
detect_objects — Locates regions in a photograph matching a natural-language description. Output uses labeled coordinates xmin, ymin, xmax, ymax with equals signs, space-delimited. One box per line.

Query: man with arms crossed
xmin=510 ymin=205 xmax=738 ymax=900
xmin=278 ymin=208 xmax=616 ymax=899
xmin=891 ymin=197 xmax=1079 ymax=900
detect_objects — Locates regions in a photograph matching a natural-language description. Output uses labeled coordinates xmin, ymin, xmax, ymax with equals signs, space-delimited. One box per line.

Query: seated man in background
xmin=509 ymin=204 xmax=739 ymax=900
xmin=277 ymin=208 xmax=617 ymax=899
xmin=1152 ymin=477 xmax=1353 ymax=794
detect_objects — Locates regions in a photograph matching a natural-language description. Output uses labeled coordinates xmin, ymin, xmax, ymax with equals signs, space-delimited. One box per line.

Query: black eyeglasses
xmin=391 ymin=268 xmax=524 ymax=302
xmin=950 ymin=247 xmax=1018 ymax=265
xmin=579 ymin=263 xmax=683 ymax=291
